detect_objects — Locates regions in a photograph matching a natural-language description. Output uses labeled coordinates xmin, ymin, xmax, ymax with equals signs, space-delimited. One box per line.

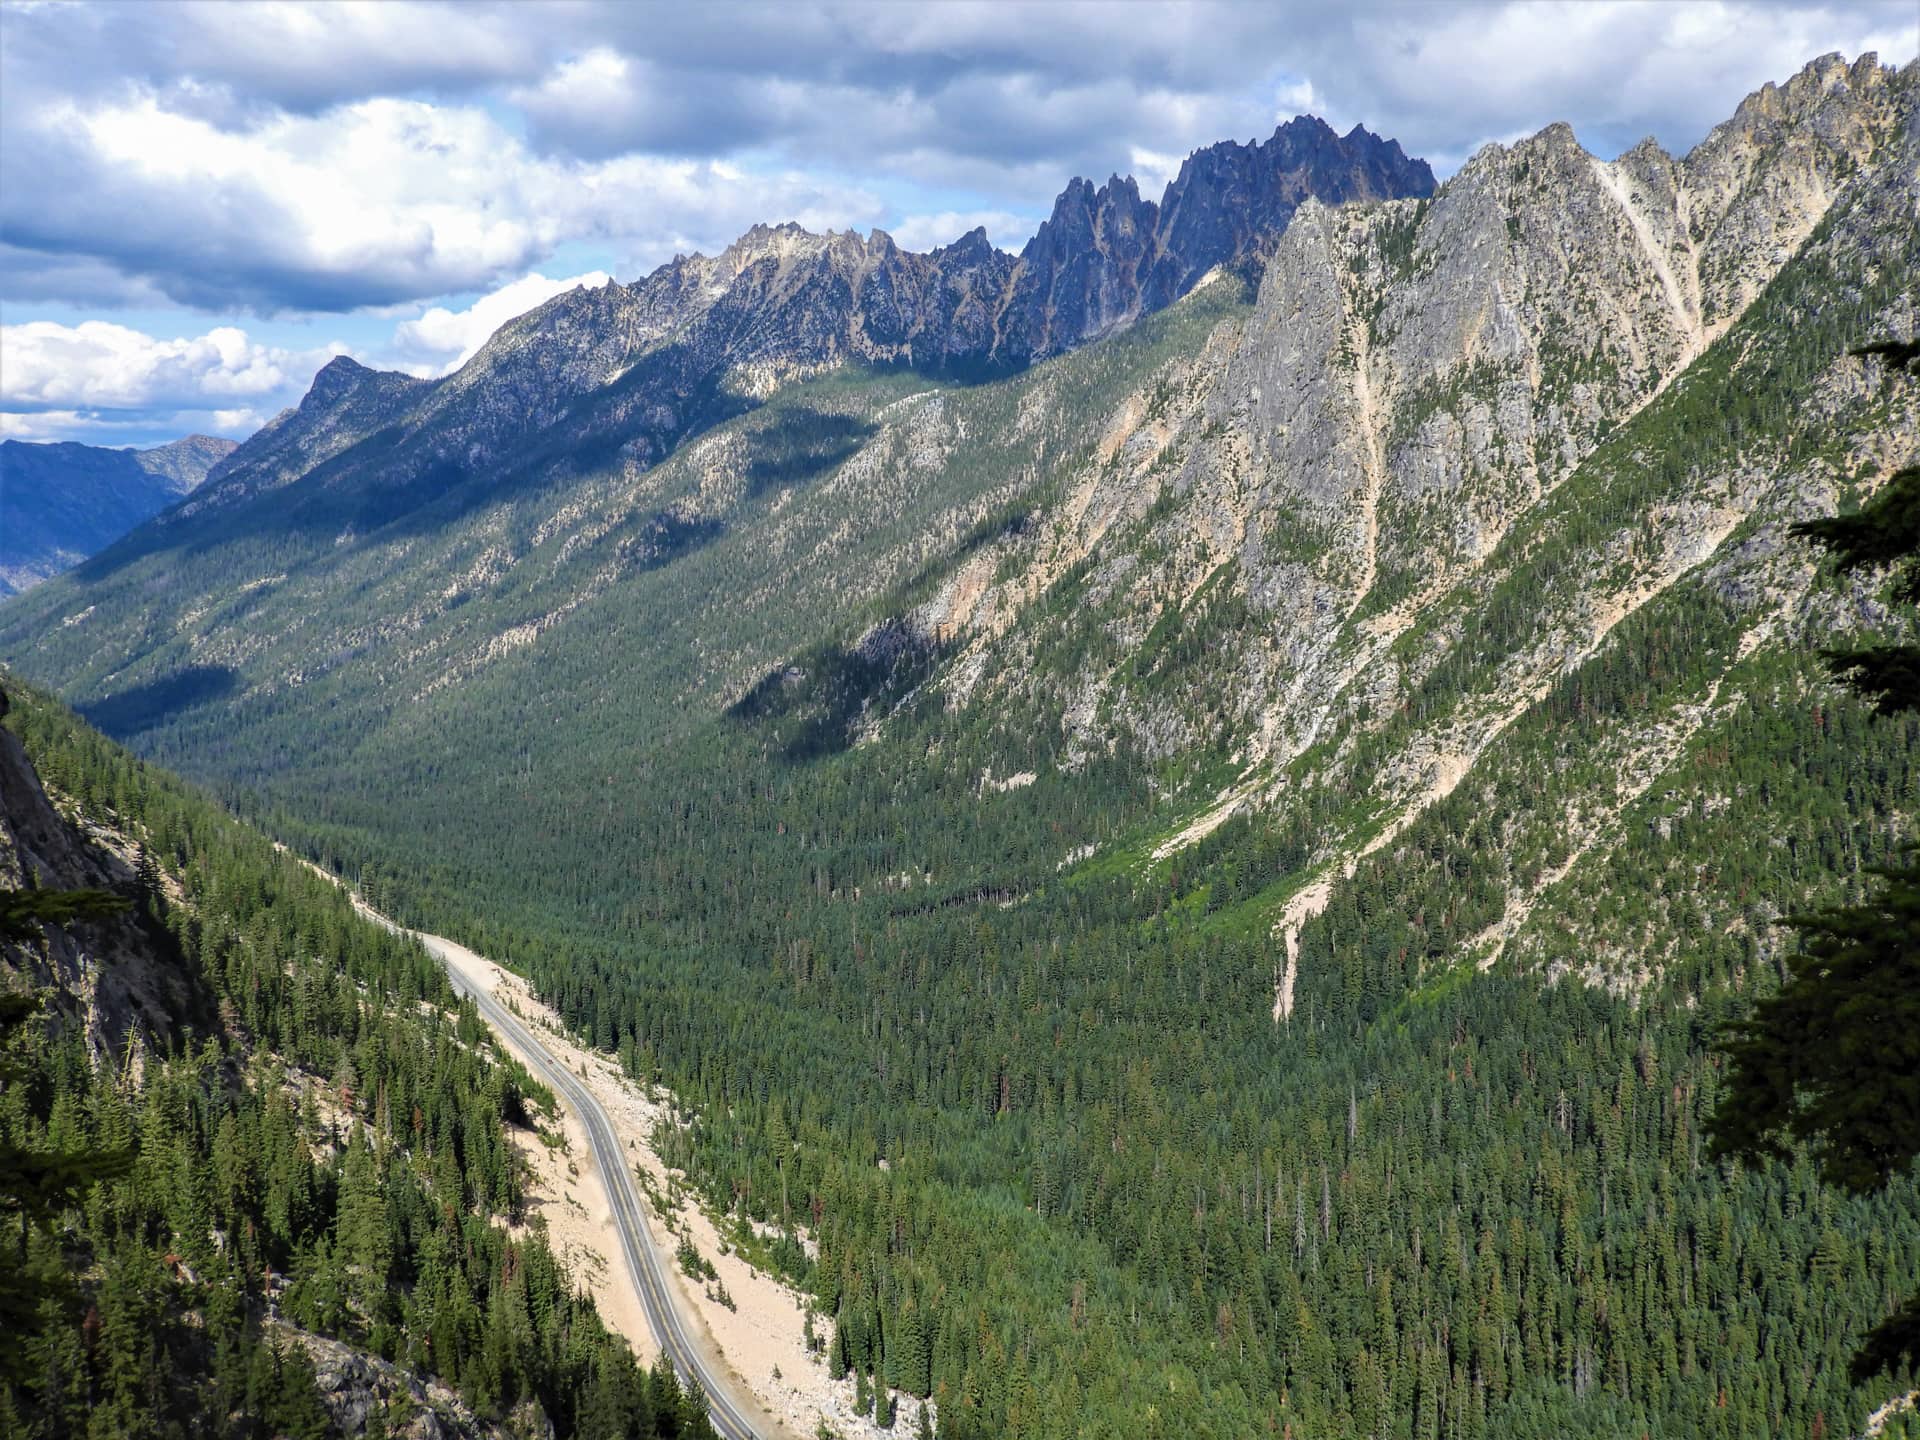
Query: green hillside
xmin=1 ymin=681 xmax=718 ymax=1438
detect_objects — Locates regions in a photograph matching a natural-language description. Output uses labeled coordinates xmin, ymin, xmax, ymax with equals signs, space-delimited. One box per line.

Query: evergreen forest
xmin=1 ymin=683 xmax=720 ymax=1439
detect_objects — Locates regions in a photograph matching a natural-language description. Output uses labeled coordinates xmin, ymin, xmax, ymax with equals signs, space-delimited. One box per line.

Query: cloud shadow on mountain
xmin=79 ymin=664 xmax=238 ymax=739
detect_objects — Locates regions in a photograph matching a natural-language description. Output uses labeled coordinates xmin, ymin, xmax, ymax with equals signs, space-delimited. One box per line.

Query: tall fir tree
xmin=1712 ymin=338 xmax=1920 ymax=1379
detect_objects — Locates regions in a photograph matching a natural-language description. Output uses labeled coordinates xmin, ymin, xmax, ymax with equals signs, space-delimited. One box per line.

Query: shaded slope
xmin=0 ymin=433 xmax=235 ymax=594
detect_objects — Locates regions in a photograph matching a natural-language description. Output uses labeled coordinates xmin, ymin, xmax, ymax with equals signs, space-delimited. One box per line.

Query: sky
xmin=0 ymin=1 xmax=1913 ymax=448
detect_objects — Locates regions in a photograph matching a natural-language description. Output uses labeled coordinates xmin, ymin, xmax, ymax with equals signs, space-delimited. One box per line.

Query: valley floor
xmin=328 ymin=874 xmax=926 ymax=1440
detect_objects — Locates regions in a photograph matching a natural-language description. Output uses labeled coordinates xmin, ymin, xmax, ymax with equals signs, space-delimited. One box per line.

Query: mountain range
xmin=0 ymin=433 xmax=236 ymax=595
xmin=3 ymin=50 xmax=1918 ymax=1440
xmin=153 ymin=116 xmax=1429 ymax=537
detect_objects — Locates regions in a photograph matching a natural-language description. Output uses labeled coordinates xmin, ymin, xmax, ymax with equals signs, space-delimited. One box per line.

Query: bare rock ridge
xmin=170 ymin=118 xmax=1431 ymax=530
xmin=1144 ymin=116 xmax=1433 ymax=309
xmin=170 ymin=356 xmax=428 ymax=518
xmin=1011 ymin=117 xmax=1432 ymax=361
xmin=896 ymin=51 xmax=1915 ymax=1009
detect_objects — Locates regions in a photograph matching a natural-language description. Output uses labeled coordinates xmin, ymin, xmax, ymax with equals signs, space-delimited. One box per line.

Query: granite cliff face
xmin=0 ymin=433 xmax=236 ymax=593
xmin=985 ymin=50 xmax=1913 ymax=771
xmin=903 ymin=50 xmax=1915 ymax=1004
xmin=1144 ymin=116 xmax=1434 ymax=308
xmin=1006 ymin=118 xmax=1434 ymax=361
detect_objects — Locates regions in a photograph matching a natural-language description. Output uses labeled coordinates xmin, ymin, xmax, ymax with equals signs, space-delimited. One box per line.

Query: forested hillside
xmin=0 ymin=680 xmax=715 ymax=1438
xmin=0 ymin=52 xmax=1916 ymax=1440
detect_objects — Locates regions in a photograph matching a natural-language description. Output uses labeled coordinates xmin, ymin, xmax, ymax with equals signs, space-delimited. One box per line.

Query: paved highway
xmin=417 ymin=933 xmax=774 ymax=1440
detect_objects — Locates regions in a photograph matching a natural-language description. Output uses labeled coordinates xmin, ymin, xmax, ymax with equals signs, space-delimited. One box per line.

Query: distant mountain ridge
xmin=166 ymin=117 xmax=1431 ymax=528
xmin=0 ymin=433 xmax=236 ymax=595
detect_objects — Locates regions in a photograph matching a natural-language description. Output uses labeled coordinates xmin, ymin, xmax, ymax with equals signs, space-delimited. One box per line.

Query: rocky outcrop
xmin=292 ymin=1327 xmax=527 ymax=1439
xmin=1000 ymin=120 xmax=1434 ymax=365
xmin=980 ymin=51 xmax=1916 ymax=771
xmin=0 ymin=713 xmax=214 ymax=1064
xmin=1144 ymin=117 xmax=1434 ymax=309
xmin=1003 ymin=174 xmax=1161 ymax=360
xmin=170 ymin=356 xmax=428 ymax=520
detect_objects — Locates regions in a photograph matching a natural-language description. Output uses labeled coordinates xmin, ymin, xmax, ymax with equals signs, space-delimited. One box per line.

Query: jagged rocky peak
xmin=719 ymin=219 xmax=839 ymax=273
xmin=889 ymin=48 xmax=1915 ymax=842
xmin=1727 ymin=49 xmax=1895 ymax=132
xmin=301 ymin=352 xmax=377 ymax=404
xmin=935 ymin=225 xmax=997 ymax=261
xmin=932 ymin=225 xmax=1004 ymax=271
xmin=1029 ymin=173 xmax=1160 ymax=242
xmin=1020 ymin=174 xmax=1160 ymax=279
xmin=1143 ymin=115 xmax=1437 ymax=306
xmin=280 ymin=352 xmax=427 ymax=424
xmin=1000 ymin=118 xmax=1436 ymax=363
xmin=167 ymin=350 xmax=432 ymax=520
xmin=121 ymin=107 xmax=1438 ymax=540
xmin=1007 ymin=172 xmax=1163 ymax=356
xmin=1423 ymin=49 xmax=1913 ymax=353
xmin=706 ymin=219 xmax=922 ymax=284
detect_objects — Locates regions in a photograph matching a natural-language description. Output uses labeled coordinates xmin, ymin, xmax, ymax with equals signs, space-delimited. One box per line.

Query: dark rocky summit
xmin=1005 ymin=119 xmax=1435 ymax=361
xmin=1144 ymin=117 xmax=1434 ymax=307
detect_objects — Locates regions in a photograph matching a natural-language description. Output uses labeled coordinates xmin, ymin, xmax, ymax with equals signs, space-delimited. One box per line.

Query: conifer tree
xmin=1712 ymin=338 xmax=1920 ymax=1379
xmin=0 ymin=982 xmax=132 ymax=1387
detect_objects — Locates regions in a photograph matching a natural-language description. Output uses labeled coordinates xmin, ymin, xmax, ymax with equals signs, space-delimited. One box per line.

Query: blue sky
xmin=1 ymin=0 xmax=1913 ymax=448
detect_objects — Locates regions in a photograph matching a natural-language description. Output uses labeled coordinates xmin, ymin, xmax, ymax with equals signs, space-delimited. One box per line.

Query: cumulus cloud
xmin=885 ymin=211 xmax=1035 ymax=254
xmin=0 ymin=406 xmax=269 ymax=444
xmin=1126 ymin=148 xmax=1188 ymax=198
xmin=0 ymin=319 xmax=337 ymax=413
xmin=1 ymin=88 xmax=884 ymax=314
xmin=389 ymin=269 xmax=614 ymax=376
xmin=0 ymin=410 xmax=96 ymax=441
xmin=0 ymin=0 xmax=539 ymax=117
xmin=1329 ymin=1 xmax=1918 ymax=170
xmin=0 ymin=318 xmax=351 ymax=444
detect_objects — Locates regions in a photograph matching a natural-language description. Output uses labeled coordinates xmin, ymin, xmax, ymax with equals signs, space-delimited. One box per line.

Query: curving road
xmin=413 ymin=926 xmax=774 ymax=1440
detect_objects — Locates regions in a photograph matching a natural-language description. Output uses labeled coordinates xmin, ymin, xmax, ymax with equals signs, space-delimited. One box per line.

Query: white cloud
xmin=390 ymin=269 xmax=614 ymax=376
xmin=1274 ymin=78 xmax=1329 ymax=126
xmin=0 ymin=409 xmax=89 ymax=440
xmin=1126 ymin=148 xmax=1186 ymax=198
xmin=0 ymin=319 xmax=340 ymax=413
xmin=1337 ymin=2 xmax=1916 ymax=172
xmin=4 ymin=90 xmax=884 ymax=313
xmin=0 ymin=405 xmax=268 ymax=443
xmin=208 ymin=406 xmax=270 ymax=433
xmin=885 ymin=211 xmax=1034 ymax=254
